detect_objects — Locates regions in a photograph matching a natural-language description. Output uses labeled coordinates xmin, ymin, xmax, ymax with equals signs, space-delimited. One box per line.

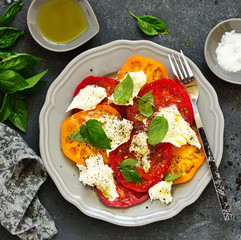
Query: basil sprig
xmin=0 ymin=70 xmax=28 ymax=92
xmin=0 ymin=1 xmax=23 ymax=27
xmin=148 ymin=116 xmax=168 ymax=146
xmin=165 ymin=172 xmax=183 ymax=182
xmin=129 ymin=11 xmax=168 ymax=36
xmin=0 ymin=50 xmax=16 ymax=59
xmin=0 ymin=53 xmax=41 ymax=71
xmin=0 ymin=93 xmax=13 ymax=122
xmin=113 ymin=73 xmax=133 ymax=104
xmin=0 ymin=69 xmax=47 ymax=93
xmin=117 ymin=158 xmax=142 ymax=183
xmin=0 ymin=27 xmax=24 ymax=49
xmin=7 ymin=94 xmax=27 ymax=132
xmin=138 ymin=91 xmax=155 ymax=117
xmin=0 ymin=1 xmax=47 ymax=132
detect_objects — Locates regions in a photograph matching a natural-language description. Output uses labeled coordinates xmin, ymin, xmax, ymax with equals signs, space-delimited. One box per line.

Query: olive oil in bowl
xmin=37 ymin=0 xmax=88 ymax=44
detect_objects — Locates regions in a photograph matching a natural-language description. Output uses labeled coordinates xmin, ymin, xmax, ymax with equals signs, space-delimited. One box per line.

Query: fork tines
xmin=168 ymin=51 xmax=194 ymax=83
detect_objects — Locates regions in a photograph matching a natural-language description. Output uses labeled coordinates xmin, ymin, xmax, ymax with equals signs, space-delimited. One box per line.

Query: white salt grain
xmin=216 ymin=30 xmax=241 ymax=72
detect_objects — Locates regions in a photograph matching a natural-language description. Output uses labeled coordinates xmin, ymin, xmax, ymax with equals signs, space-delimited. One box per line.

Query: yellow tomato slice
xmin=61 ymin=105 xmax=121 ymax=166
xmin=168 ymin=133 xmax=206 ymax=184
xmin=117 ymin=56 xmax=169 ymax=83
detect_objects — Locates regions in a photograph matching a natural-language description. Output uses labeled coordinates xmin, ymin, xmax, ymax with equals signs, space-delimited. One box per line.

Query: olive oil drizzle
xmin=37 ymin=0 xmax=88 ymax=44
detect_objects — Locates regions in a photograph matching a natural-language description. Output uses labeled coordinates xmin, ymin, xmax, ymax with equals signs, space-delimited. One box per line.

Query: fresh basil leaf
xmin=18 ymin=70 xmax=48 ymax=91
xmin=0 ymin=50 xmax=16 ymax=59
xmin=67 ymin=129 xmax=84 ymax=142
xmin=18 ymin=68 xmax=37 ymax=78
xmin=0 ymin=53 xmax=40 ymax=71
xmin=113 ymin=73 xmax=133 ymax=104
xmin=138 ymin=91 xmax=155 ymax=117
xmin=165 ymin=172 xmax=183 ymax=182
xmin=11 ymin=92 xmax=26 ymax=100
xmin=80 ymin=119 xmax=111 ymax=150
xmin=8 ymin=96 xmax=27 ymax=132
xmin=0 ymin=70 xmax=27 ymax=92
xmin=0 ymin=93 xmax=12 ymax=122
xmin=0 ymin=27 xmax=24 ymax=48
xmin=148 ymin=116 xmax=168 ymax=146
xmin=117 ymin=158 xmax=142 ymax=183
xmin=120 ymin=166 xmax=143 ymax=183
xmin=117 ymin=158 xmax=138 ymax=169
xmin=0 ymin=1 xmax=23 ymax=27
xmin=129 ymin=11 xmax=168 ymax=36
xmin=20 ymin=80 xmax=46 ymax=96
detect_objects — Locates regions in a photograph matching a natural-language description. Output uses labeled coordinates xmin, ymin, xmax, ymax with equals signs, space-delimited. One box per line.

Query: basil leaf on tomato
xmin=148 ymin=116 xmax=168 ymax=146
xmin=129 ymin=11 xmax=168 ymax=36
xmin=117 ymin=158 xmax=138 ymax=169
xmin=80 ymin=119 xmax=111 ymax=150
xmin=119 ymin=166 xmax=142 ymax=183
xmin=165 ymin=172 xmax=183 ymax=182
xmin=117 ymin=159 xmax=142 ymax=183
xmin=113 ymin=73 xmax=133 ymax=104
xmin=138 ymin=91 xmax=155 ymax=117
xmin=67 ymin=129 xmax=84 ymax=142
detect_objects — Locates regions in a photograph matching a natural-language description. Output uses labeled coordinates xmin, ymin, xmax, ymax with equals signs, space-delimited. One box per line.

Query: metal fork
xmin=168 ymin=51 xmax=234 ymax=221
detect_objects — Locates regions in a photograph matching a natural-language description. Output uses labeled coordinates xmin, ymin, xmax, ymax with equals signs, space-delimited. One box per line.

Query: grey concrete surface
xmin=0 ymin=0 xmax=240 ymax=239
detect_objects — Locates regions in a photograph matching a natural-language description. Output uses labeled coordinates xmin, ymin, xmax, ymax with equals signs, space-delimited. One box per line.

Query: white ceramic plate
xmin=204 ymin=18 xmax=241 ymax=84
xmin=39 ymin=40 xmax=224 ymax=226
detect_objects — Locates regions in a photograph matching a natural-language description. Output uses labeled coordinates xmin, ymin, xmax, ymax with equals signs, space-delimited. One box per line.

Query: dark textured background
xmin=0 ymin=0 xmax=240 ymax=239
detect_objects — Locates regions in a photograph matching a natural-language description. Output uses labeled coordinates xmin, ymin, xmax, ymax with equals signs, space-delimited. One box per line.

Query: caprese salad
xmin=61 ymin=56 xmax=205 ymax=207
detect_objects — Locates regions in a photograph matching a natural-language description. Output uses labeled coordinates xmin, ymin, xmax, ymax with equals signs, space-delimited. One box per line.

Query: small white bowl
xmin=27 ymin=0 xmax=99 ymax=52
xmin=204 ymin=18 xmax=241 ymax=84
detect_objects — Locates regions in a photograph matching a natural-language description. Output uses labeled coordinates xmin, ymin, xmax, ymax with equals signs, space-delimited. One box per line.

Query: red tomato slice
xmin=96 ymin=177 xmax=149 ymax=207
xmin=109 ymin=136 xmax=172 ymax=192
xmin=73 ymin=76 xmax=128 ymax=118
xmin=127 ymin=78 xmax=194 ymax=126
xmin=73 ymin=76 xmax=118 ymax=98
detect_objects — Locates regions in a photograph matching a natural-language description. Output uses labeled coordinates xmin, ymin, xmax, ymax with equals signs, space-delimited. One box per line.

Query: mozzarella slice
xmin=156 ymin=105 xmax=200 ymax=148
xmin=77 ymin=154 xmax=119 ymax=201
xmin=66 ymin=85 xmax=107 ymax=112
xmin=148 ymin=181 xmax=173 ymax=204
xmin=98 ymin=114 xmax=133 ymax=154
xmin=129 ymin=132 xmax=150 ymax=172
xmin=109 ymin=70 xmax=147 ymax=105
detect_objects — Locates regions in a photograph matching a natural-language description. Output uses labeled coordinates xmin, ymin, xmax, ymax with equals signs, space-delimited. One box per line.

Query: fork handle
xmin=198 ymin=127 xmax=234 ymax=220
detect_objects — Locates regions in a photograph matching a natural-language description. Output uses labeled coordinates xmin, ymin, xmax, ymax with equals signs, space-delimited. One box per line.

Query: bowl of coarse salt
xmin=204 ymin=18 xmax=241 ymax=84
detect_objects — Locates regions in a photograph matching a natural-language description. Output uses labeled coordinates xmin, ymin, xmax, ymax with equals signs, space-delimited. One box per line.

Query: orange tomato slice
xmin=117 ymin=56 xmax=169 ymax=83
xmin=168 ymin=133 xmax=206 ymax=184
xmin=61 ymin=105 xmax=121 ymax=166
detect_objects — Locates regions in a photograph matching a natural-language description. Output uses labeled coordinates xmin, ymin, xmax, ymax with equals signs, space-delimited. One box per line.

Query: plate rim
xmin=39 ymin=39 xmax=224 ymax=226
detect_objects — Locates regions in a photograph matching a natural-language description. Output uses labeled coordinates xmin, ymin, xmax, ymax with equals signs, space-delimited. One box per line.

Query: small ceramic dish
xmin=204 ymin=18 xmax=241 ymax=84
xmin=27 ymin=0 xmax=99 ymax=52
